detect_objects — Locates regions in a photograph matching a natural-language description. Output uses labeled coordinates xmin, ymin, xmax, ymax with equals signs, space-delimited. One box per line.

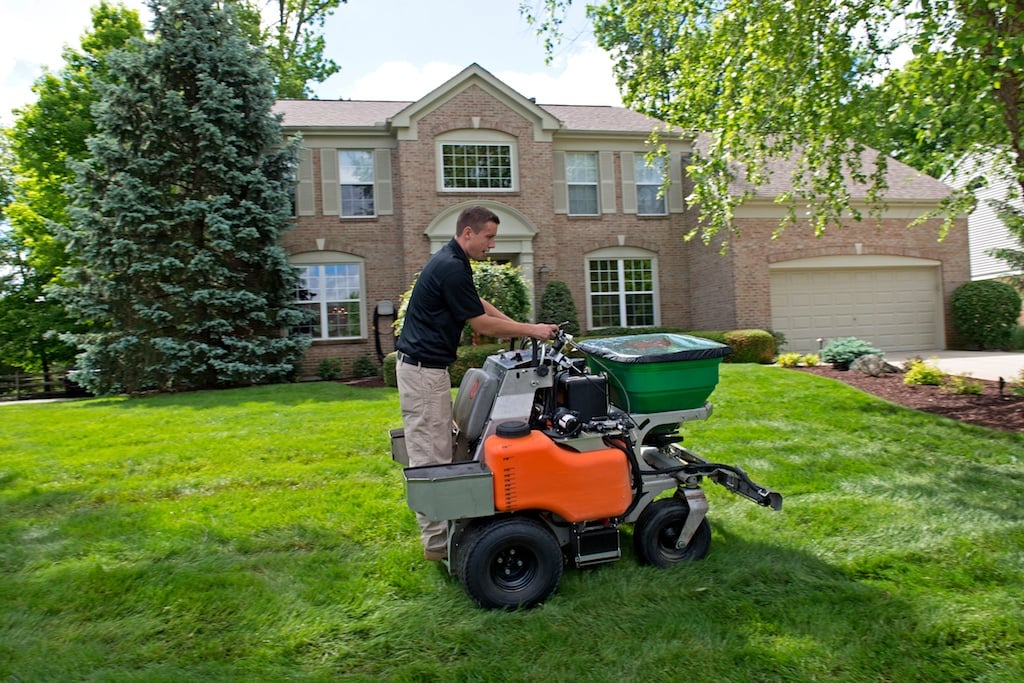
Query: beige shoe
xmin=423 ymin=548 xmax=448 ymax=562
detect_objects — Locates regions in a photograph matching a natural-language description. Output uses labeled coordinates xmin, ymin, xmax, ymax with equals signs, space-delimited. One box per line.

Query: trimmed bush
xmin=351 ymin=354 xmax=379 ymax=378
xmin=950 ymin=280 xmax=1022 ymax=349
xmin=383 ymin=352 xmax=397 ymax=387
xmin=316 ymin=357 xmax=343 ymax=381
xmin=723 ymin=329 xmax=777 ymax=363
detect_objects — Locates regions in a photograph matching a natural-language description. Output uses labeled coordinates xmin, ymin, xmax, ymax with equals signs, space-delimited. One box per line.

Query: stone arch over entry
xmin=425 ymin=200 xmax=541 ymax=289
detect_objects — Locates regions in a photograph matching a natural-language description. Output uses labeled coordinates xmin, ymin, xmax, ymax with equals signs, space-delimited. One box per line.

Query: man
xmin=396 ymin=205 xmax=559 ymax=561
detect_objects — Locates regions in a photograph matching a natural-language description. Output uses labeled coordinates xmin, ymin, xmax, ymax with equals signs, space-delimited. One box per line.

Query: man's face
xmin=463 ymin=221 xmax=498 ymax=261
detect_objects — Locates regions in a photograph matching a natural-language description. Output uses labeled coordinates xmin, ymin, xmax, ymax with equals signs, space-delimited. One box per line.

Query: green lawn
xmin=2 ymin=365 xmax=1022 ymax=682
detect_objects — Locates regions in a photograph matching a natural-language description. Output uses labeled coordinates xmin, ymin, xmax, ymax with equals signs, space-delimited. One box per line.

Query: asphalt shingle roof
xmin=273 ymin=99 xmax=667 ymax=134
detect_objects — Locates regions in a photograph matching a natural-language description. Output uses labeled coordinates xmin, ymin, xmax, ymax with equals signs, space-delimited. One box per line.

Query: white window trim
xmin=634 ymin=156 xmax=668 ymax=216
xmin=436 ymin=130 xmax=519 ymax=192
xmin=566 ymin=151 xmax=600 ymax=216
xmin=339 ymin=149 xmax=377 ymax=218
xmin=291 ymin=251 xmax=368 ymax=340
xmin=585 ymin=246 xmax=661 ymax=330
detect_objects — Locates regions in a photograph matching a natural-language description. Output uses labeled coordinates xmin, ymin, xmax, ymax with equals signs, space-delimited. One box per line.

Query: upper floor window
xmin=339 ymin=150 xmax=375 ymax=217
xmin=567 ymin=152 xmax=599 ymax=215
xmin=635 ymin=156 xmax=667 ymax=216
xmin=442 ymin=143 xmax=514 ymax=190
xmin=292 ymin=261 xmax=365 ymax=340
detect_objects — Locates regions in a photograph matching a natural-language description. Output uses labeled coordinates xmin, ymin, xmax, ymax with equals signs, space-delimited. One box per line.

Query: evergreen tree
xmin=538 ymin=280 xmax=580 ymax=336
xmin=55 ymin=0 xmax=308 ymax=394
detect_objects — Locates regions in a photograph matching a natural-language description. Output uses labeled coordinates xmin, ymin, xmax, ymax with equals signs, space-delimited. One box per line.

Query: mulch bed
xmin=793 ymin=366 xmax=1024 ymax=433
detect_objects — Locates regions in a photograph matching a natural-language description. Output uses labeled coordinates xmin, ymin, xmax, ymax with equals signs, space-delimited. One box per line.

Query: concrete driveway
xmin=882 ymin=350 xmax=1024 ymax=382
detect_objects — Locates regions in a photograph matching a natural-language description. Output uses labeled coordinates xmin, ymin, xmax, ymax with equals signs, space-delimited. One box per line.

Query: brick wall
xmin=282 ymin=86 xmax=971 ymax=376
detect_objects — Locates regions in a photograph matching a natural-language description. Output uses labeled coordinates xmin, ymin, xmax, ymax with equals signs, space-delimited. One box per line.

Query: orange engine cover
xmin=483 ymin=428 xmax=632 ymax=522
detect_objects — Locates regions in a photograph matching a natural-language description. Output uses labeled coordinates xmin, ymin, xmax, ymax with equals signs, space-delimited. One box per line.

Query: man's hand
xmin=530 ymin=323 xmax=560 ymax=341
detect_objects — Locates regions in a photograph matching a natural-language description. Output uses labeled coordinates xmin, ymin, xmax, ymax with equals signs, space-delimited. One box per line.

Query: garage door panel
xmin=771 ymin=267 xmax=941 ymax=354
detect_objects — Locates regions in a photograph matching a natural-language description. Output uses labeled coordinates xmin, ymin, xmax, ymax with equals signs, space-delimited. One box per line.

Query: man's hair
xmin=456 ymin=205 xmax=500 ymax=235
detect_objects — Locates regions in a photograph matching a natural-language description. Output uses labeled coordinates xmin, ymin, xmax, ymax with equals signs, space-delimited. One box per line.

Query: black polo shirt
xmin=396 ymin=238 xmax=485 ymax=366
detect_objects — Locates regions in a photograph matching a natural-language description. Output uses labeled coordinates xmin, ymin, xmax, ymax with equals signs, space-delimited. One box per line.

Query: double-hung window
xmin=566 ymin=152 xmax=599 ymax=215
xmin=293 ymin=262 xmax=364 ymax=339
xmin=635 ymin=156 xmax=667 ymax=216
xmin=587 ymin=251 xmax=658 ymax=328
xmin=339 ymin=150 xmax=375 ymax=217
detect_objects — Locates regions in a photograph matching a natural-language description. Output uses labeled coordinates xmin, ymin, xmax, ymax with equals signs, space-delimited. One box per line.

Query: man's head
xmin=455 ymin=205 xmax=500 ymax=261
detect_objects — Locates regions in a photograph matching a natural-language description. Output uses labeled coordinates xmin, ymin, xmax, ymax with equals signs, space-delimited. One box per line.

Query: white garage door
xmin=770 ymin=261 xmax=942 ymax=354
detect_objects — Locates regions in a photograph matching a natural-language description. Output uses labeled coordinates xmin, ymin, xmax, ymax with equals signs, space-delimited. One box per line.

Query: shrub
xmin=941 ymin=374 xmax=983 ymax=395
xmin=801 ymin=354 xmax=820 ymax=367
xmin=1011 ymin=370 xmax=1024 ymax=397
xmin=383 ymin=352 xmax=397 ymax=387
xmin=903 ymin=358 xmax=946 ymax=386
xmin=1008 ymin=325 xmax=1024 ymax=351
xmin=776 ymin=352 xmax=803 ymax=368
xmin=723 ymin=329 xmax=776 ymax=363
xmin=538 ymin=280 xmax=580 ymax=335
xmin=351 ymin=355 xmax=379 ymax=378
xmin=394 ymin=262 xmax=531 ymax=344
xmin=316 ymin=357 xmax=344 ymax=381
xmin=950 ymin=280 xmax=1022 ymax=349
xmin=820 ymin=337 xmax=882 ymax=369
xmin=469 ymin=261 xmax=531 ymax=343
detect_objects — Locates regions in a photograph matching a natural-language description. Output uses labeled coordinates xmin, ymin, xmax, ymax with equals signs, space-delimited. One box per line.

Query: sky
xmin=0 ymin=0 xmax=623 ymax=126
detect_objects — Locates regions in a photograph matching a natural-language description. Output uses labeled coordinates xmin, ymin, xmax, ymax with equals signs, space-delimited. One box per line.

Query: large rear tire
xmin=456 ymin=517 xmax=563 ymax=610
xmin=633 ymin=497 xmax=711 ymax=568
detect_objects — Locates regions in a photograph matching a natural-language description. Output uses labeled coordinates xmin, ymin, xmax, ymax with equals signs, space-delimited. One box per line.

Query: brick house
xmin=274 ymin=63 xmax=969 ymax=374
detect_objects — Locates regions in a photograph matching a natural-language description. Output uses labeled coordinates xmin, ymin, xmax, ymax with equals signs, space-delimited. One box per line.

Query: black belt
xmin=397 ymin=351 xmax=448 ymax=370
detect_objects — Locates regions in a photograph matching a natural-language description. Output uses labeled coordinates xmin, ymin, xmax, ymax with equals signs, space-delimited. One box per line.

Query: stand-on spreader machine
xmin=390 ymin=330 xmax=782 ymax=610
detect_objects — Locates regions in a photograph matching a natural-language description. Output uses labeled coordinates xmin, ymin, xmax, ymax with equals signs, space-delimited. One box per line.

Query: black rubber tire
xmin=633 ymin=496 xmax=711 ymax=568
xmin=457 ymin=517 xmax=564 ymax=610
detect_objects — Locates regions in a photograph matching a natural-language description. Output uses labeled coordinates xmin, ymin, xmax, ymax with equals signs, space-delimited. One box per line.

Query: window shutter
xmin=374 ymin=149 xmax=393 ymax=215
xmin=599 ymin=151 xmax=616 ymax=214
xmin=621 ymin=152 xmax=637 ymax=214
xmin=296 ymin=147 xmax=314 ymax=216
xmin=552 ymin=151 xmax=568 ymax=214
xmin=668 ymin=153 xmax=684 ymax=213
xmin=320 ymin=148 xmax=340 ymax=216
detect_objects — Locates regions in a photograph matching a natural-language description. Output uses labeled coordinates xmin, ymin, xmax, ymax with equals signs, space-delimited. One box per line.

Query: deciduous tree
xmin=525 ymin=1 xmax=1024 ymax=245
xmin=0 ymin=2 xmax=142 ymax=375
xmin=233 ymin=0 xmax=346 ymax=98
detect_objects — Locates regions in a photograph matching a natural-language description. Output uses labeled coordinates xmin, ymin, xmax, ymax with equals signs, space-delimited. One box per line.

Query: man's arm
xmin=469 ymin=298 xmax=558 ymax=341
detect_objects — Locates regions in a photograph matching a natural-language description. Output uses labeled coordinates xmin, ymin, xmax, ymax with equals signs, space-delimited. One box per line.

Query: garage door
xmin=770 ymin=261 xmax=942 ymax=354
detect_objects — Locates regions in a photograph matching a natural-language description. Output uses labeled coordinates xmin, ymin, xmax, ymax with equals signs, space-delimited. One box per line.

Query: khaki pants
xmin=396 ymin=360 xmax=453 ymax=555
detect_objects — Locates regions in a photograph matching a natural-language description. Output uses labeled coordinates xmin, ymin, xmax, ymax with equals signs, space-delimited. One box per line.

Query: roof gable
xmin=389 ymin=63 xmax=562 ymax=141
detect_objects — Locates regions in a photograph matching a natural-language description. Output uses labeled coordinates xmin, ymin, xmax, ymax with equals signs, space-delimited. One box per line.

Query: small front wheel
xmin=457 ymin=517 xmax=563 ymax=610
xmin=633 ymin=497 xmax=711 ymax=568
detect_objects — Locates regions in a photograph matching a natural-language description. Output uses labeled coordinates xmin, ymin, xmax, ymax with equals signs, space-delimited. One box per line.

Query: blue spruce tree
xmin=57 ymin=0 xmax=309 ymax=394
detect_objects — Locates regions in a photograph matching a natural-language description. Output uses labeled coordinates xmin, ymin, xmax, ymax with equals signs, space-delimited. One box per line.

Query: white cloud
xmin=0 ymin=0 xmax=150 ymax=124
xmin=319 ymin=44 xmax=623 ymax=107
